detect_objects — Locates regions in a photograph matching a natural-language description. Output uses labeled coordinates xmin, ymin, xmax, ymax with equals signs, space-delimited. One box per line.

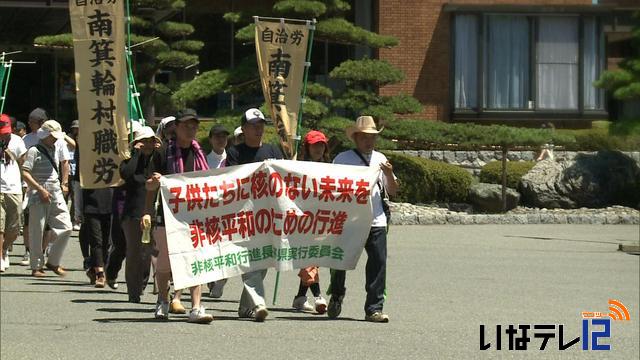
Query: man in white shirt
xmin=1 ymin=115 xmax=27 ymax=272
xmin=328 ymin=115 xmax=399 ymax=323
xmin=21 ymin=108 xmax=71 ymax=267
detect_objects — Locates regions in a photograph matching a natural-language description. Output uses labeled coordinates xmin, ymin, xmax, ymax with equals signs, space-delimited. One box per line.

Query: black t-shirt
xmin=148 ymin=143 xmax=196 ymax=224
xmin=82 ymin=187 xmax=113 ymax=215
xmin=149 ymin=143 xmax=195 ymax=175
xmin=226 ymin=143 xmax=284 ymax=166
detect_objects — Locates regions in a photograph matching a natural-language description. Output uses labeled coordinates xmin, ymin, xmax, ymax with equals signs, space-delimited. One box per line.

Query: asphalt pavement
xmin=1 ymin=224 xmax=638 ymax=359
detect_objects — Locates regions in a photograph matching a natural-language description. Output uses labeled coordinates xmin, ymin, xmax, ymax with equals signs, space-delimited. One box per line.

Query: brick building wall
xmin=376 ymin=0 xmax=601 ymax=121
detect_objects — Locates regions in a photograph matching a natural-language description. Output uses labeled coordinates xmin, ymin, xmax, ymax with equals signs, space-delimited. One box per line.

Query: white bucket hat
xmin=131 ymin=126 xmax=162 ymax=145
xmin=345 ymin=115 xmax=383 ymax=140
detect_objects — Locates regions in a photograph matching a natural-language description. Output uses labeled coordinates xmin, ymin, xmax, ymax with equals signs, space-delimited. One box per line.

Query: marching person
xmin=226 ymin=108 xmax=284 ymax=322
xmin=142 ymin=109 xmax=213 ymax=323
xmin=328 ymin=116 xmax=398 ymax=323
xmin=291 ymin=130 xmax=330 ymax=313
xmin=205 ymin=124 xmax=230 ymax=298
xmin=1 ymin=115 xmax=27 ymax=273
xmin=120 ymin=126 xmax=159 ymax=303
xmin=21 ymin=120 xmax=72 ymax=277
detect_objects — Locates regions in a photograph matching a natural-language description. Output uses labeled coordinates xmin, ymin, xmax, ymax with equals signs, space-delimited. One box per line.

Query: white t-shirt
xmin=22 ymin=132 xmax=71 ymax=163
xmin=333 ymin=149 xmax=396 ymax=228
xmin=1 ymin=134 xmax=28 ymax=194
xmin=207 ymin=149 xmax=227 ymax=169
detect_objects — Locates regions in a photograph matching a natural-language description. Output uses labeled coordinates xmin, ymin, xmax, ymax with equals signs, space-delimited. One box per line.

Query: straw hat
xmin=345 ymin=115 xmax=383 ymax=140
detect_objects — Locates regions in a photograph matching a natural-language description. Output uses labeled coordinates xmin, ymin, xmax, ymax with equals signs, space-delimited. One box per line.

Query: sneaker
xmin=154 ymin=301 xmax=169 ymax=320
xmin=106 ymin=279 xmax=119 ymax=290
xmin=0 ymin=259 xmax=5 ymax=272
xmin=31 ymin=269 xmax=46 ymax=277
xmin=327 ymin=295 xmax=344 ymax=319
xmin=253 ymin=304 xmax=269 ymax=322
xmin=72 ymin=224 xmax=81 ymax=231
xmin=314 ymin=296 xmax=328 ymax=314
xmin=365 ymin=312 xmax=389 ymax=323
xmin=208 ymin=280 xmax=226 ymax=298
xmin=20 ymin=251 xmax=30 ymax=266
xmin=95 ymin=274 xmax=106 ymax=288
xmin=128 ymin=294 xmax=141 ymax=303
xmin=188 ymin=306 xmax=213 ymax=324
xmin=45 ymin=263 xmax=66 ymax=277
xmin=169 ymin=299 xmax=186 ymax=314
xmin=2 ymin=250 xmax=9 ymax=270
xmin=292 ymin=296 xmax=314 ymax=312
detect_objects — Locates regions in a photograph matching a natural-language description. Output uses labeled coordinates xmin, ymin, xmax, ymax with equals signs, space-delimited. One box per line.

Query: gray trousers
xmin=239 ymin=269 xmax=267 ymax=313
xmin=28 ymin=189 xmax=72 ymax=270
xmin=122 ymin=218 xmax=151 ymax=298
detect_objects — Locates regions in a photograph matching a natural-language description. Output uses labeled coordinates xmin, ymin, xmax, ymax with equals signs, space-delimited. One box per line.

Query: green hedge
xmin=479 ymin=161 xmax=536 ymax=189
xmin=383 ymin=152 xmax=473 ymax=204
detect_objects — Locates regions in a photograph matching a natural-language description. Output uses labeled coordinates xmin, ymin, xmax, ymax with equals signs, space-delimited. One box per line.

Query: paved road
xmin=1 ymin=225 xmax=639 ymax=359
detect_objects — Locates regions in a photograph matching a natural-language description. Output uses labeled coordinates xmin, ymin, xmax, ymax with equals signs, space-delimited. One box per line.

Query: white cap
xmin=234 ymin=126 xmax=243 ymax=137
xmin=131 ymin=126 xmax=161 ymax=145
xmin=37 ymin=119 xmax=65 ymax=140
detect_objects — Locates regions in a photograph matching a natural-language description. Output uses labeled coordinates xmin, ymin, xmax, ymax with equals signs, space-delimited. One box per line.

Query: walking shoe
xmin=188 ymin=306 xmax=214 ymax=324
xmin=327 ymin=295 xmax=344 ymax=319
xmin=72 ymin=224 xmax=81 ymax=231
xmin=45 ymin=263 xmax=66 ymax=277
xmin=31 ymin=269 xmax=46 ymax=277
xmin=169 ymin=299 xmax=186 ymax=314
xmin=365 ymin=312 xmax=389 ymax=323
xmin=253 ymin=304 xmax=269 ymax=322
xmin=154 ymin=301 xmax=169 ymax=320
xmin=208 ymin=280 xmax=225 ymax=298
xmin=20 ymin=251 xmax=30 ymax=266
xmin=292 ymin=296 xmax=314 ymax=312
xmin=106 ymin=279 xmax=119 ymax=290
xmin=86 ymin=268 xmax=96 ymax=285
xmin=314 ymin=296 xmax=328 ymax=314
xmin=128 ymin=294 xmax=141 ymax=303
xmin=95 ymin=274 xmax=106 ymax=288
xmin=2 ymin=250 xmax=9 ymax=270
xmin=0 ymin=259 xmax=5 ymax=273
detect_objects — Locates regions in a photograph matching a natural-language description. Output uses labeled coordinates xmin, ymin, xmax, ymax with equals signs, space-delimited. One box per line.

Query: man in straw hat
xmin=21 ymin=120 xmax=73 ymax=277
xmin=328 ymin=115 xmax=399 ymax=323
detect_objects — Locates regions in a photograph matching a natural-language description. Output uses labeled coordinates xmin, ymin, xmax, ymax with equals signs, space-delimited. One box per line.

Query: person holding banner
xmin=142 ymin=109 xmax=213 ymax=324
xmin=226 ymin=108 xmax=283 ymax=322
xmin=120 ymin=126 xmax=159 ymax=303
xmin=291 ymin=130 xmax=330 ymax=313
xmin=21 ymin=120 xmax=72 ymax=277
xmin=328 ymin=116 xmax=398 ymax=323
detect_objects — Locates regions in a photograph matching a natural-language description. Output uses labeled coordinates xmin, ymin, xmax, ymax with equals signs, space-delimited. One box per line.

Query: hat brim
xmin=178 ymin=115 xmax=199 ymax=123
xmin=131 ymin=135 xmax=162 ymax=145
xmin=346 ymin=126 xmax=384 ymax=140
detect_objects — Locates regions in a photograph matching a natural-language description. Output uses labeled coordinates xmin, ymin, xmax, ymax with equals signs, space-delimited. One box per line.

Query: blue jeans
xmin=329 ymin=226 xmax=387 ymax=315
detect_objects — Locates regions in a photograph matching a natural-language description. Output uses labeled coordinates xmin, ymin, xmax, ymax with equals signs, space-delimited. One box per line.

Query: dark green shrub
xmin=383 ymin=152 xmax=473 ymax=204
xmin=479 ymin=161 xmax=536 ymax=188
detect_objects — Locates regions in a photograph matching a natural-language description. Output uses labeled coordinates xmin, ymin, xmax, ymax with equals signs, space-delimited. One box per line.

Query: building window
xmin=485 ymin=15 xmax=530 ymax=109
xmin=452 ymin=13 xmax=606 ymax=113
xmin=454 ymin=15 xmax=478 ymax=109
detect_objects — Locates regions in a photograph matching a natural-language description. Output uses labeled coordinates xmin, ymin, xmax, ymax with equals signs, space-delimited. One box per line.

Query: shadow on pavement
xmin=71 ymin=298 xmax=140 ymax=304
xmin=274 ymin=316 xmax=361 ymax=322
xmin=96 ymin=307 xmax=152 ymax=313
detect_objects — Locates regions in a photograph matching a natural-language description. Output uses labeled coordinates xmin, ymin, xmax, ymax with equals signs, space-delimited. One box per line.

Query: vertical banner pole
xmin=294 ymin=19 xmax=316 ymax=156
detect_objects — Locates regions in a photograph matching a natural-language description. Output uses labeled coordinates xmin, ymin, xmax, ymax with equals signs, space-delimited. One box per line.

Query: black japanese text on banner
xmin=70 ymin=0 xmax=129 ymax=188
xmin=255 ymin=18 xmax=310 ymax=159
xmin=159 ymin=160 xmax=379 ymax=290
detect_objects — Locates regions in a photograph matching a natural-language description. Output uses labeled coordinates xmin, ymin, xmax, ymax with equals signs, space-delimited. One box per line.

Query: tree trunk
xmin=501 ymin=146 xmax=508 ymax=213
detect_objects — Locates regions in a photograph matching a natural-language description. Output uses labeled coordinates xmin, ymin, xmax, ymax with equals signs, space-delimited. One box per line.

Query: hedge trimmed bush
xmin=479 ymin=161 xmax=536 ymax=189
xmin=383 ymin=152 xmax=473 ymax=204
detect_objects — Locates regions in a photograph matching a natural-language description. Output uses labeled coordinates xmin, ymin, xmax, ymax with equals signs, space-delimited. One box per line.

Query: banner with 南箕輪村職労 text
xmin=70 ymin=0 xmax=130 ymax=188
xmin=159 ymin=159 xmax=378 ymax=290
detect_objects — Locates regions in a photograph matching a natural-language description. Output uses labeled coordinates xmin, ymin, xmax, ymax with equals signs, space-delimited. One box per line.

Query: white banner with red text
xmin=159 ymin=159 xmax=379 ymax=290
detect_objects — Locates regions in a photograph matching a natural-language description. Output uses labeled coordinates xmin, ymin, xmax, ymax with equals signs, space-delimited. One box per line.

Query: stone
xmin=443 ymin=151 xmax=455 ymax=164
xmin=520 ymin=151 xmax=640 ymax=209
xmin=478 ymin=151 xmax=495 ymax=162
xmin=455 ymin=151 xmax=468 ymax=164
xmin=430 ymin=151 xmax=444 ymax=162
xmin=468 ymin=183 xmax=520 ymax=213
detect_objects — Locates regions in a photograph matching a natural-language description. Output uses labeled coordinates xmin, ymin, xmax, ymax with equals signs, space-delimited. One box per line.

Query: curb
xmin=389 ymin=213 xmax=640 ymax=226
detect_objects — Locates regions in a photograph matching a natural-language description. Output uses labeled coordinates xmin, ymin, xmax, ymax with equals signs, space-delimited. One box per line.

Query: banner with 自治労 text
xmin=159 ymin=160 xmax=378 ymax=290
xmin=255 ymin=17 xmax=310 ymax=159
xmin=70 ymin=0 xmax=129 ymax=188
